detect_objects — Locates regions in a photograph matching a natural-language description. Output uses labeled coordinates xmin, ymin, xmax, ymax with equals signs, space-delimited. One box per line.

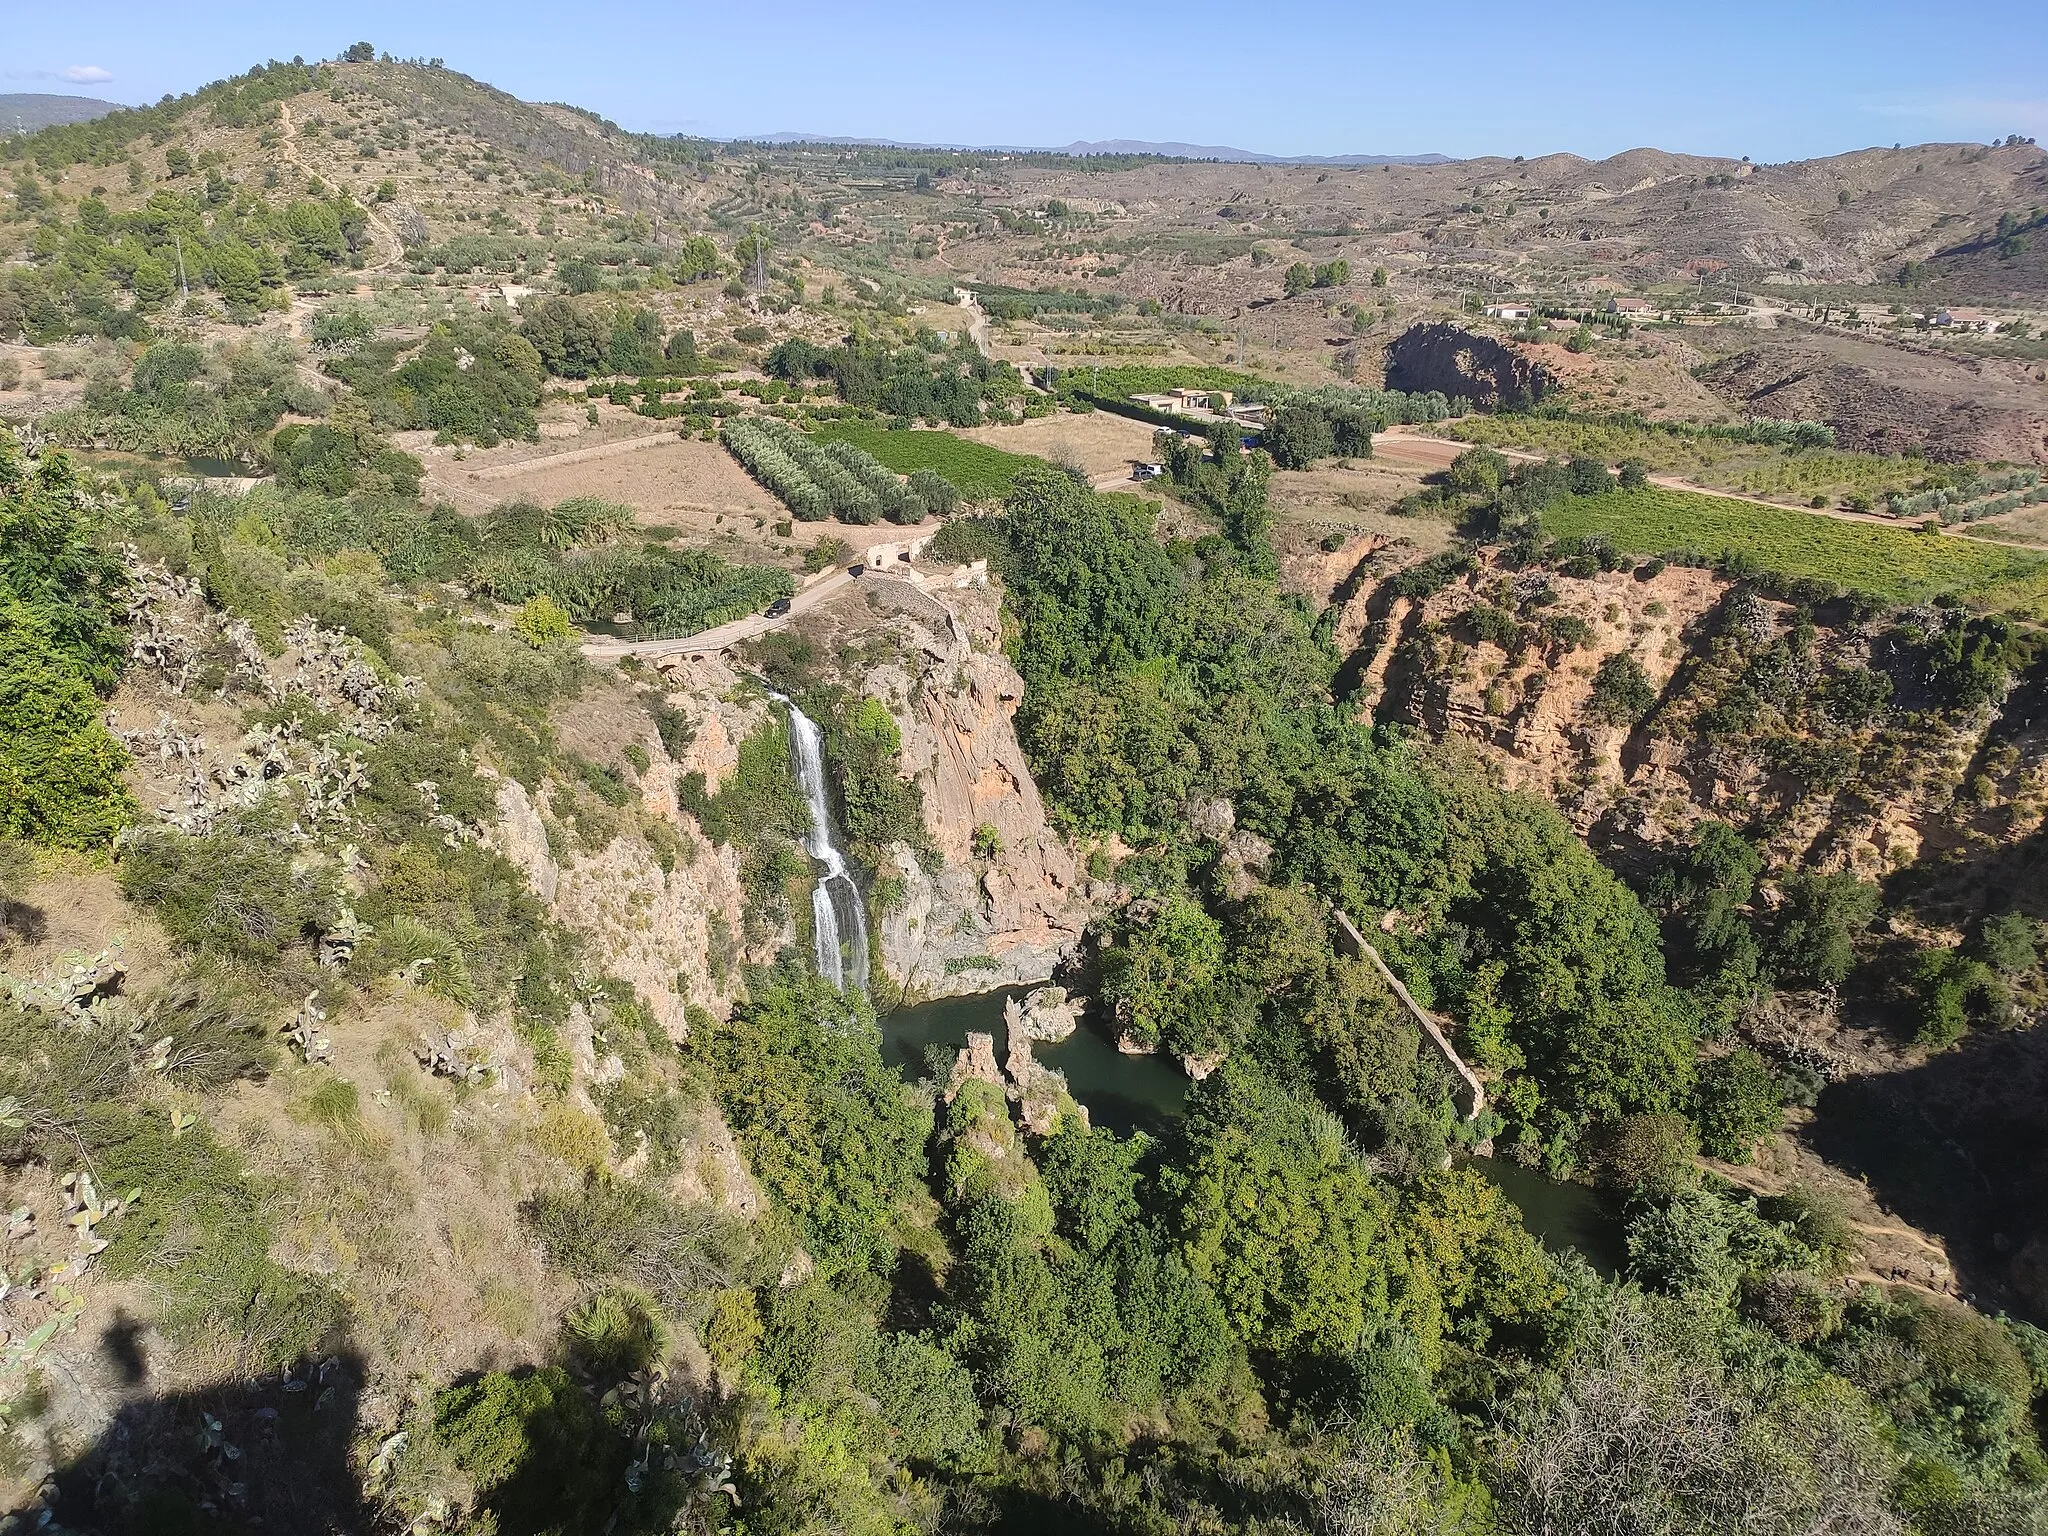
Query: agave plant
xmin=281 ymin=992 xmax=332 ymax=1064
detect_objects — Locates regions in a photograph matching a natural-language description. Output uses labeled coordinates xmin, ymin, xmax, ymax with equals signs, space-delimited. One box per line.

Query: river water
xmin=1462 ymin=1155 xmax=1625 ymax=1276
xmin=877 ymin=986 xmax=1623 ymax=1267
xmin=878 ymin=986 xmax=1188 ymax=1137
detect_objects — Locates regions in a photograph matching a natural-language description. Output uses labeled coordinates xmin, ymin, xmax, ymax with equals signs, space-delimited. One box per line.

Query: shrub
xmin=803 ymin=536 xmax=852 ymax=575
xmin=143 ymin=968 xmax=277 ymax=1088
xmin=432 ymin=1367 xmax=621 ymax=1533
xmin=526 ymin=1178 xmax=756 ymax=1313
xmin=562 ymin=1283 xmax=671 ymax=1379
xmin=0 ymin=436 xmax=135 ymax=848
xmin=1465 ymin=602 xmax=1521 ymax=649
xmin=1745 ymin=1270 xmax=1843 ymax=1345
xmin=1767 ymin=870 xmax=1879 ymax=987
xmin=1592 ymin=1111 xmax=1700 ymax=1199
xmin=0 ymin=596 xmax=136 ymax=849
xmin=513 ymin=593 xmax=574 ymax=646
xmin=1589 ymin=652 xmax=1657 ymax=724
xmin=1567 ymin=456 xmax=1615 ymax=495
xmin=1908 ymin=946 xmax=2001 ymax=1047
xmin=1692 ymin=1048 xmax=1784 ymax=1162
xmin=1970 ymin=911 xmax=2038 ymax=975
xmin=119 ymin=811 xmax=340 ymax=963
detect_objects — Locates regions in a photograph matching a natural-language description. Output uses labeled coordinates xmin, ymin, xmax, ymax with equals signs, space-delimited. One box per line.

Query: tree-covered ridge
xmin=2 ymin=60 xmax=329 ymax=174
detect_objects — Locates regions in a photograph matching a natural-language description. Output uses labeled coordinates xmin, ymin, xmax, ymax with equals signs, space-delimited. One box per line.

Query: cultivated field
xmin=1545 ymin=486 xmax=2048 ymax=607
xmin=810 ymin=423 xmax=1049 ymax=500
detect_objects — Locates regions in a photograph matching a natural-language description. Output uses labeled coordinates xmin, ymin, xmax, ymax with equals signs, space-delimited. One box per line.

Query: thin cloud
xmin=2 ymin=65 xmax=116 ymax=86
xmin=1856 ymin=92 xmax=2048 ymax=137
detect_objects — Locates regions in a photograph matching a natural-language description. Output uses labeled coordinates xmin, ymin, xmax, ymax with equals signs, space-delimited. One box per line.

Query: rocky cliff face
xmin=863 ymin=587 xmax=1092 ymax=998
xmin=601 ymin=583 xmax=1090 ymax=1003
xmin=1343 ymin=551 xmax=2038 ymax=881
xmin=1383 ymin=323 xmax=1557 ymax=410
xmin=490 ymin=659 xmax=771 ymax=1039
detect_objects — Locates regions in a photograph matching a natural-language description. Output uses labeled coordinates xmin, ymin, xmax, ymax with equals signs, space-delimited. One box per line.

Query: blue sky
xmin=7 ymin=0 xmax=2045 ymax=162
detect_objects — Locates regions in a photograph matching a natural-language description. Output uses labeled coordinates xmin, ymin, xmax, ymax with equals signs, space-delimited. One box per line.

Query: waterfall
xmin=775 ymin=695 xmax=870 ymax=993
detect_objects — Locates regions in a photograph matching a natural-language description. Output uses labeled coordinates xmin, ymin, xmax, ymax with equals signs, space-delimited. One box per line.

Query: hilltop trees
xmin=5 ymin=179 xmax=372 ymax=337
xmin=765 ymin=334 xmax=1020 ymax=425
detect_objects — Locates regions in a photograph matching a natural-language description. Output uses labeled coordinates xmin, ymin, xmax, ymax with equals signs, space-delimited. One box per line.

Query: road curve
xmin=580 ymin=566 xmax=857 ymax=661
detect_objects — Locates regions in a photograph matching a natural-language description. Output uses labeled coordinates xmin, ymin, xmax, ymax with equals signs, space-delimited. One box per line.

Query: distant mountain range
xmin=751 ymin=132 xmax=1452 ymax=165
xmin=0 ymin=93 xmax=124 ymax=134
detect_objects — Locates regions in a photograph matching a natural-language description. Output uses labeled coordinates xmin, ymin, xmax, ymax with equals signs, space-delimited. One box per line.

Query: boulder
xmin=1006 ymin=985 xmax=1080 ymax=1044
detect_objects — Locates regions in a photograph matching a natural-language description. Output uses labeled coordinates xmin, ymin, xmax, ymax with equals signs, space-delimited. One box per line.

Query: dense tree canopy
xmin=0 ymin=436 xmax=134 ymax=848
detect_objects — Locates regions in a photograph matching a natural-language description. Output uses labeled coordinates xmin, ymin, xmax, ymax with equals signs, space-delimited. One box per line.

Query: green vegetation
xmin=3 ymin=60 xmax=326 ymax=173
xmin=1544 ymin=484 xmax=2048 ymax=608
xmin=0 ymin=437 xmax=134 ymax=849
xmin=690 ymin=975 xmax=931 ymax=1279
xmin=1439 ymin=409 xmax=1986 ymax=507
xmin=766 ymin=334 xmax=1023 ymax=425
xmin=680 ymin=714 xmax=809 ymax=941
xmin=811 ymin=421 xmax=1041 ymax=500
xmin=0 ymin=178 xmax=372 ymax=337
xmin=982 ymin=464 xmax=1693 ymax=1163
xmin=721 ymin=416 xmax=957 ymax=524
xmin=8 ymin=54 xmax=2048 ymax=1536
xmin=199 ymin=482 xmax=790 ymax=639
xmin=38 ymin=336 xmax=333 ymax=464
xmin=972 ymin=282 xmax=1122 ymax=321
xmin=1048 ymin=362 xmax=1268 ymax=401
xmin=322 ymin=308 xmax=545 ymax=446
xmin=515 ymin=294 xmax=673 ymax=380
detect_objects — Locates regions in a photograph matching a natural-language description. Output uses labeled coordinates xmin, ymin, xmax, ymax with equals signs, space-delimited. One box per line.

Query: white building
xmin=1934 ymin=307 xmax=2003 ymax=332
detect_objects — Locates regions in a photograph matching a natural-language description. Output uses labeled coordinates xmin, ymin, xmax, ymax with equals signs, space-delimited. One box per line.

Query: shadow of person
xmin=97 ymin=1312 xmax=148 ymax=1388
xmin=35 ymin=1348 xmax=371 ymax=1535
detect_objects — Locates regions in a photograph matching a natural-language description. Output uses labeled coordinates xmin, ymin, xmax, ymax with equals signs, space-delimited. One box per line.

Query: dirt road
xmin=955 ymin=287 xmax=991 ymax=357
xmin=1371 ymin=427 xmax=1979 ymax=537
xmin=581 ymin=566 xmax=859 ymax=661
xmin=276 ymin=103 xmax=407 ymax=278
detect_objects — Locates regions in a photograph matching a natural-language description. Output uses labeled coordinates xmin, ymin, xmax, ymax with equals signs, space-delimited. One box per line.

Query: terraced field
xmin=1545 ymin=486 xmax=2048 ymax=612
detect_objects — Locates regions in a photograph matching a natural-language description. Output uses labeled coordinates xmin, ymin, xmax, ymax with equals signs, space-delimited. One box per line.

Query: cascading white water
xmin=775 ymin=695 xmax=870 ymax=992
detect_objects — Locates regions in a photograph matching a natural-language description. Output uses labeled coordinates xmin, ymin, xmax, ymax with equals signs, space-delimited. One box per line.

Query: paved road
xmin=580 ymin=566 xmax=858 ymax=660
